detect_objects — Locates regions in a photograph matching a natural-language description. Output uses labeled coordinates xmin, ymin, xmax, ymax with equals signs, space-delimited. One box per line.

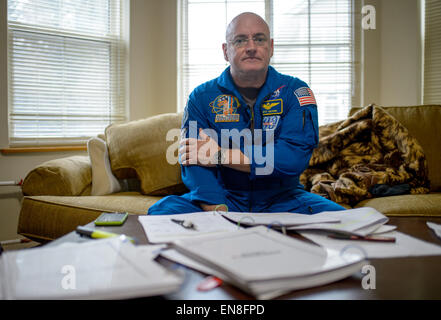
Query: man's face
xmin=223 ymin=15 xmax=273 ymax=79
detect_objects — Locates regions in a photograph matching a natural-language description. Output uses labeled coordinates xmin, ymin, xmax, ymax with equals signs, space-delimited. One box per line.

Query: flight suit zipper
xmin=248 ymin=92 xmax=276 ymax=212
xmin=249 ymin=104 xmax=254 ymax=212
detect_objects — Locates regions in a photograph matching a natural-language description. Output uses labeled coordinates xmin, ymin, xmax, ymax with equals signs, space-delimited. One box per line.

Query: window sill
xmin=1 ymin=146 xmax=87 ymax=154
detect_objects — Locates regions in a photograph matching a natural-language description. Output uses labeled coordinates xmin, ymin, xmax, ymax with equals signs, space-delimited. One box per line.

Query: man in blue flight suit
xmin=148 ymin=12 xmax=344 ymax=215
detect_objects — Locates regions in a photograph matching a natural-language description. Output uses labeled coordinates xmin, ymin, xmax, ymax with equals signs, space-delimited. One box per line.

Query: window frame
xmin=6 ymin=0 xmax=128 ymax=147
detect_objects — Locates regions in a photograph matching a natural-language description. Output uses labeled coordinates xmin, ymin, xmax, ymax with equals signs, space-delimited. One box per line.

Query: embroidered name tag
xmin=215 ymin=114 xmax=240 ymax=122
xmin=262 ymin=99 xmax=283 ymax=115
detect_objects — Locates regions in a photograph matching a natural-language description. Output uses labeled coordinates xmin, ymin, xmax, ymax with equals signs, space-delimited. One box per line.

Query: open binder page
xmin=139 ymin=212 xmax=240 ymax=243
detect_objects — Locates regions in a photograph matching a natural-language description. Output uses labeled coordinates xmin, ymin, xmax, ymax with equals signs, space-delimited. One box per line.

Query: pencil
xmin=328 ymin=234 xmax=396 ymax=242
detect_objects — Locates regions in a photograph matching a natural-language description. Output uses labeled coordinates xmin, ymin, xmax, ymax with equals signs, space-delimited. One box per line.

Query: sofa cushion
xmin=105 ymin=113 xmax=188 ymax=196
xmin=22 ymin=156 xmax=92 ymax=196
xmin=349 ymin=105 xmax=441 ymax=191
xmin=17 ymin=192 xmax=162 ymax=241
xmin=354 ymin=193 xmax=441 ymax=217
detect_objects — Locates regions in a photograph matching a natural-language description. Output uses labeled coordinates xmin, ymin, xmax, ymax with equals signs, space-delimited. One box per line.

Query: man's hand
xmin=179 ymin=127 xmax=251 ymax=173
xmin=200 ymin=203 xmax=228 ymax=212
xmin=179 ymin=128 xmax=220 ymax=166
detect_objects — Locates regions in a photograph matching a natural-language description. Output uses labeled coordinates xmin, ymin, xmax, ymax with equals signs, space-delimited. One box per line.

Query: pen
xmin=328 ymin=234 xmax=396 ymax=243
xmin=76 ymin=226 xmax=136 ymax=243
xmin=0 ymin=238 xmax=32 ymax=246
xmin=171 ymin=218 xmax=197 ymax=230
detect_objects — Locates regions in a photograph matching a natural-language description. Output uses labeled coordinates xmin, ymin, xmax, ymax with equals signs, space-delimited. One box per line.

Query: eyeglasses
xmin=229 ymin=35 xmax=269 ymax=48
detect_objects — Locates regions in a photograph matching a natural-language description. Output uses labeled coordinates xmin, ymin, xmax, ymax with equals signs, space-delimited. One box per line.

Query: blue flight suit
xmin=148 ymin=66 xmax=345 ymax=215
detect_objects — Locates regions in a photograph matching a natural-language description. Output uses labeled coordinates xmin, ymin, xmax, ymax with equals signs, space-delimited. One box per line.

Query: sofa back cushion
xmin=349 ymin=105 xmax=441 ymax=191
xmin=105 ymin=113 xmax=188 ymax=196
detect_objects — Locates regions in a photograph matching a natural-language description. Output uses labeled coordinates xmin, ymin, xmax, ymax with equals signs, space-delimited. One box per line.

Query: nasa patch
xmin=262 ymin=115 xmax=280 ymax=131
xmin=210 ymin=94 xmax=241 ymax=122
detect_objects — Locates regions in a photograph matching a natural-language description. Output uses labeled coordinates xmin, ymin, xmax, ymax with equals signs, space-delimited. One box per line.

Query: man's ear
xmin=222 ymin=43 xmax=229 ymax=62
xmin=270 ymin=38 xmax=274 ymax=58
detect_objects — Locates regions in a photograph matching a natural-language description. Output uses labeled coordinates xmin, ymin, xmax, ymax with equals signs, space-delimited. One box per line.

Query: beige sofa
xmin=18 ymin=105 xmax=441 ymax=242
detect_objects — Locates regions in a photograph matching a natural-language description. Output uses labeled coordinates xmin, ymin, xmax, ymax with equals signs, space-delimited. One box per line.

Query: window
xmin=423 ymin=0 xmax=441 ymax=104
xmin=7 ymin=0 xmax=126 ymax=146
xmin=178 ymin=0 xmax=360 ymax=125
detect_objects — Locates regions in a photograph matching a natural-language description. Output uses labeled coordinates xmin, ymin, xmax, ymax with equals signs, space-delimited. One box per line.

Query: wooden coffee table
xmin=49 ymin=215 xmax=441 ymax=299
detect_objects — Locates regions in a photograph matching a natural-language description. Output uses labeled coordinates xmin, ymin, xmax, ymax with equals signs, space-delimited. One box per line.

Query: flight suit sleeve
xmin=250 ymin=85 xmax=319 ymax=179
xmin=180 ymin=96 xmax=228 ymax=205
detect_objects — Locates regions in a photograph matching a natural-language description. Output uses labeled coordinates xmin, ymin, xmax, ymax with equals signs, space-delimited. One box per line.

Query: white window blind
xmin=178 ymin=0 xmax=360 ymax=125
xmin=7 ymin=0 xmax=126 ymax=146
xmin=423 ymin=0 xmax=441 ymax=104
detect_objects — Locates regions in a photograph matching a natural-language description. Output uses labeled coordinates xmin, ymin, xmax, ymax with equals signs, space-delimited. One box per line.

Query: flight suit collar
xmin=217 ymin=66 xmax=282 ymax=105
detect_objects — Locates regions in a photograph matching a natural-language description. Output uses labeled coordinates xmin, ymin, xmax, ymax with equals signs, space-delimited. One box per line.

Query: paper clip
xmin=237 ymin=216 xmax=255 ymax=229
xmin=267 ymin=220 xmax=287 ymax=235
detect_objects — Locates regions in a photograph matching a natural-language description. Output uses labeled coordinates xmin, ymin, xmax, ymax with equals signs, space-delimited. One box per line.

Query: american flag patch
xmin=294 ymin=87 xmax=316 ymax=106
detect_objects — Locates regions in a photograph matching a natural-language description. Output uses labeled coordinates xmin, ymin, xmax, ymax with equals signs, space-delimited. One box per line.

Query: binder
xmin=0 ymin=237 xmax=182 ymax=299
xmin=172 ymin=226 xmax=367 ymax=299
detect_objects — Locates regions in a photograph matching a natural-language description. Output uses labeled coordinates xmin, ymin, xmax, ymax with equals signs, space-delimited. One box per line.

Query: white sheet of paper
xmin=135 ymin=244 xmax=167 ymax=260
xmin=299 ymin=230 xmax=441 ymax=258
xmin=427 ymin=222 xmax=441 ymax=239
xmin=221 ymin=211 xmax=340 ymax=227
xmin=371 ymin=225 xmax=397 ymax=234
xmin=139 ymin=212 xmax=240 ymax=243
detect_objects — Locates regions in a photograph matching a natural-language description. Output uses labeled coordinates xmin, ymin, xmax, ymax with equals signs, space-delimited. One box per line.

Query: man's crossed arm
xmin=179 ymin=128 xmax=250 ymax=212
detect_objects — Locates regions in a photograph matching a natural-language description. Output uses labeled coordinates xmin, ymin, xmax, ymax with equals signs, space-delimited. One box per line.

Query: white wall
xmin=0 ymin=0 xmax=424 ymax=242
xmin=129 ymin=0 xmax=177 ymax=119
xmin=363 ymin=0 xmax=422 ymax=106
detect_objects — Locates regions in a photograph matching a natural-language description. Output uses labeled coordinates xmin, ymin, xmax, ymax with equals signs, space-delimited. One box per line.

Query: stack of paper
xmin=0 ymin=237 xmax=182 ymax=300
xmin=286 ymin=207 xmax=389 ymax=236
xmin=220 ymin=211 xmax=341 ymax=227
xmin=171 ymin=226 xmax=366 ymax=299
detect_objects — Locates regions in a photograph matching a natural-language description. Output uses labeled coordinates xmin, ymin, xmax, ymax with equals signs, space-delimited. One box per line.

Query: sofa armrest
xmin=22 ymin=155 xmax=92 ymax=196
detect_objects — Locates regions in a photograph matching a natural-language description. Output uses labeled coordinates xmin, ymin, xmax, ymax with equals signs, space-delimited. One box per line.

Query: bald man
xmin=148 ymin=12 xmax=344 ymax=215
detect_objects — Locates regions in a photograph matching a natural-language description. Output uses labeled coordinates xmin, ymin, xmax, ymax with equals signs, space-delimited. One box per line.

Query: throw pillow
xmin=105 ymin=113 xmax=188 ymax=196
xmin=87 ymin=137 xmax=121 ymax=196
